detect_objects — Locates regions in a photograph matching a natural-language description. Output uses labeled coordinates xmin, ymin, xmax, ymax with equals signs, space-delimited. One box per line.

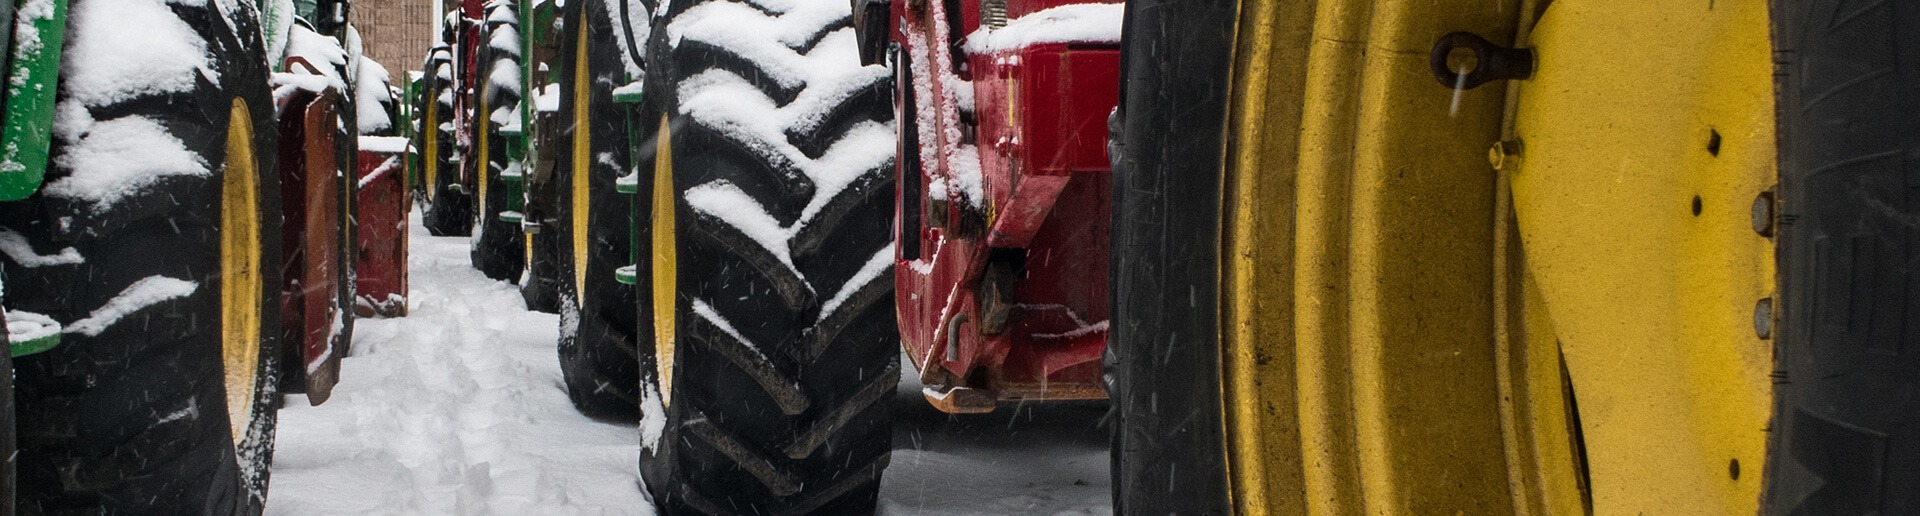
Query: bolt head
xmin=1488 ymin=140 xmax=1521 ymax=170
xmin=1751 ymin=190 xmax=1776 ymax=237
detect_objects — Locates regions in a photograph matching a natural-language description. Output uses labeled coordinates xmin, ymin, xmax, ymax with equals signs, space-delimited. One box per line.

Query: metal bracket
xmin=1429 ymin=31 xmax=1534 ymax=90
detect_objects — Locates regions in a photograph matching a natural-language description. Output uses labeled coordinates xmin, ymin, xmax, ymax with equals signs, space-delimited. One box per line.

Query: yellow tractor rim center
xmin=424 ymin=93 xmax=440 ymax=202
xmin=570 ymin=21 xmax=591 ymax=298
xmin=651 ymin=114 xmax=676 ymax=408
xmin=221 ymin=98 xmax=263 ymax=445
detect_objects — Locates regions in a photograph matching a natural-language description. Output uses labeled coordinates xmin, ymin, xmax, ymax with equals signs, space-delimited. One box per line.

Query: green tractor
xmin=0 ymin=0 xmax=396 ymax=511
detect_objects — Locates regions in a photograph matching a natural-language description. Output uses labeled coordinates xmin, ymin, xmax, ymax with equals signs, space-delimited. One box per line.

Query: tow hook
xmin=1429 ymin=31 xmax=1534 ymax=89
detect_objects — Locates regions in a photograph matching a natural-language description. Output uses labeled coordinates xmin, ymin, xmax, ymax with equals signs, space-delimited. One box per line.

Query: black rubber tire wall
xmin=470 ymin=10 xmax=528 ymax=283
xmin=421 ymin=39 xmax=473 ymax=237
xmin=523 ymin=226 xmax=562 ymax=313
xmin=1 ymin=0 xmax=283 ymax=512
xmin=1 ymin=314 xmax=14 ymax=513
xmin=554 ymin=0 xmax=641 ymax=418
xmin=1766 ymin=2 xmax=1920 ymax=514
xmin=639 ymin=0 xmax=898 ymax=513
xmin=1106 ymin=0 xmax=1237 ymax=513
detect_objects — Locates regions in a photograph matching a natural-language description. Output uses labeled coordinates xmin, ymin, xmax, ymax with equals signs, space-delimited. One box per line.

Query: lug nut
xmin=1488 ymin=139 xmax=1522 ymax=171
xmin=1754 ymin=297 xmax=1774 ymax=340
xmin=1752 ymin=190 xmax=1775 ymax=237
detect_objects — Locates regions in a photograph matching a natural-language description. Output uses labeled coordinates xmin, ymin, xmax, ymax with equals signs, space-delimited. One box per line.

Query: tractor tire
xmin=0 ymin=0 xmax=283 ymax=511
xmin=469 ymin=9 xmax=527 ymax=283
xmin=1106 ymin=1 xmax=1240 ymax=513
xmin=1 ymin=314 xmax=14 ymax=512
xmin=1767 ymin=2 xmax=1920 ymax=514
xmin=639 ymin=0 xmax=898 ymax=513
xmin=553 ymin=0 xmax=640 ymax=418
xmin=523 ymin=224 xmax=563 ymax=313
xmin=420 ymin=59 xmax=472 ymax=237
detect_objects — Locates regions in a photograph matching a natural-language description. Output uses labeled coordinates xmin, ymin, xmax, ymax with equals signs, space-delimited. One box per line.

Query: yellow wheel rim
xmin=476 ymin=77 xmax=491 ymax=223
xmin=570 ymin=20 xmax=591 ymax=298
xmin=220 ymin=98 xmax=263 ymax=444
xmin=650 ymin=114 xmax=676 ymax=407
xmin=423 ymin=92 xmax=440 ymax=202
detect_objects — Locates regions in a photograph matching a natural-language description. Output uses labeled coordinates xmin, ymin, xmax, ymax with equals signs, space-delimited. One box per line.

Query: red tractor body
xmin=887 ymin=0 xmax=1121 ymax=411
xmin=355 ymin=142 xmax=412 ymax=318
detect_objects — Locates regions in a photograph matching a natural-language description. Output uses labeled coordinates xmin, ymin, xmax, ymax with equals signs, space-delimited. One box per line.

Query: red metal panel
xmin=277 ymin=89 xmax=348 ymax=403
xmin=355 ymin=144 xmax=410 ymax=318
xmin=893 ymin=0 xmax=1118 ymax=411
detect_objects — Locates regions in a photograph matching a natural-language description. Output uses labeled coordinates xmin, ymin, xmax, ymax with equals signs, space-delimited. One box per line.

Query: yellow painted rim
xmin=476 ymin=72 xmax=492 ymax=223
xmin=570 ymin=20 xmax=591 ymax=298
xmin=221 ymin=98 xmax=263 ymax=444
xmin=650 ymin=114 xmax=676 ymax=408
xmin=423 ymin=91 xmax=440 ymax=202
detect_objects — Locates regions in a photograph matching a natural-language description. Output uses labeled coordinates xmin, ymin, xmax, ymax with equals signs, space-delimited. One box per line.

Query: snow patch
xmin=62 ymin=0 xmax=213 ymax=107
xmin=64 ymin=275 xmax=198 ymax=336
xmin=639 ymin=383 xmax=666 ymax=451
xmin=0 ymin=228 xmax=82 ymax=267
xmin=534 ymin=83 xmax=560 ymax=112
xmin=690 ymin=299 xmax=770 ymax=362
xmin=1033 ymin=320 xmax=1109 ymax=340
xmin=599 ymin=0 xmax=649 ymax=82
xmin=11 ymin=0 xmax=56 ymax=67
xmin=355 ymin=57 xmax=394 ymax=134
xmin=284 ymin=25 xmax=349 ymax=90
xmin=683 ymin=180 xmax=794 ymax=269
xmin=45 ymin=116 xmax=210 ymax=207
xmin=962 ymin=3 xmax=1124 ymax=55
xmin=819 ymin=244 xmax=894 ymax=321
xmin=6 ymin=310 xmax=59 ymax=343
xmin=612 ymin=81 xmax=644 ymax=98
xmin=359 ymin=136 xmax=410 ymax=154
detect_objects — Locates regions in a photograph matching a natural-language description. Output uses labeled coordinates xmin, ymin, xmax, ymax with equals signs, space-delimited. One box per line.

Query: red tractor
xmin=863 ymin=0 xmax=1121 ymax=411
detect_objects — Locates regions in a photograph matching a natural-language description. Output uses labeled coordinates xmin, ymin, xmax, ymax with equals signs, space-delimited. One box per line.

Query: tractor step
xmin=922 ymin=385 xmax=996 ymax=414
xmin=615 ymin=173 xmax=638 ymax=194
xmin=612 ymin=82 xmax=644 ymax=104
xmin=614 ymin=264 xmax=637 ymax=285
xmin=498 ymin=210 xmax=523 ymax=223
xmin=7 ymin=309 xmax=61 ymax=356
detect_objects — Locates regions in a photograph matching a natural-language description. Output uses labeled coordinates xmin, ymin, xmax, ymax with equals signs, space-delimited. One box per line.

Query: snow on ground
xmin=268 ymin=210 xmax=1111 ymax=515
xmin=267 ymin=211 xmax=649 ymax=515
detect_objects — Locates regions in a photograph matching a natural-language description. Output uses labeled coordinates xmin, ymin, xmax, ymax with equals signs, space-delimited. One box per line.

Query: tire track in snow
xmin=266 ymin=211 xmax=651 ymax=515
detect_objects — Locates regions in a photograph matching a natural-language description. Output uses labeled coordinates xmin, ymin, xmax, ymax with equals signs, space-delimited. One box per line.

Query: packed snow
xmin=267 ymin=213 xmax=649 ymax=514
xmin=0 ymin=228 xmax=82 ymax=267
xmin=5 ymin=310 xmax=59 ymax=343
xmin=962 ymin=4 xmax=1125 ymax=55
xmin=44 ymin=116 xmax=210 ymax=207
xmin=357 ymin=58 xmax=395 ymax=134
xmin=598 ymin=0 xmax=650 ymax=82
xmin=62 ymin=275 xmax=197 ymax=336
xmin=60 ymin=0 xmax=212 ymax=107
xmin=267 ymin=212 xmax=1113 ymax=514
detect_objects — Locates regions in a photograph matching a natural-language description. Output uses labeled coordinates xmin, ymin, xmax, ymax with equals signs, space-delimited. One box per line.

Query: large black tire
xmin=1106 ymin=1 xmax=1238 ymax=513
xmin=1767 ymin=2 xmax=1920 ymax=514
xmin=553 ymin=0 xmax=641 ymax=418
xmin=640 ymin=1 xmax=898 ymax=513
xmin=421 ymin=29 xmax=473 ymax=237
xmin=469 ymin=7 xmax=528 ymax=282
xmin=1 ymin=0 xmax=282 ymax=511
xmin=523 ymin=224 xmax=563 ymax=313
xmin=1 ymin=314 xmax=14 ymax=514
